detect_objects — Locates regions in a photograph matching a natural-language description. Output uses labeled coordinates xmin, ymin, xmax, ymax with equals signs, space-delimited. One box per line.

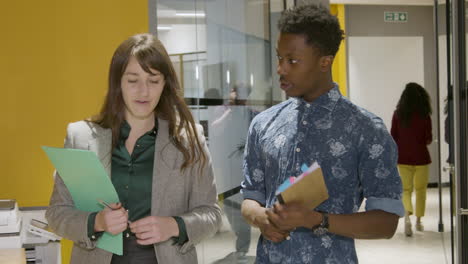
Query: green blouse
xmin=87 ymin=120 xmax=187 ymax=245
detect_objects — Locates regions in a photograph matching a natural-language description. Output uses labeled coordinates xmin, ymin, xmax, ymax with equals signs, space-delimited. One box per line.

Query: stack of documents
xmin=0 ymin=200 xmax=21 ymax=248
xmin=0 ymin=200 xmax=20 ymax=234
xmin=275 ymin=162 xmax=329 ymax=209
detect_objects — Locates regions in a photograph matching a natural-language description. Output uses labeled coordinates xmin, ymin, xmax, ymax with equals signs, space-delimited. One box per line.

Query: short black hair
xmin=278 ymin=4 xmax=344 ymax=56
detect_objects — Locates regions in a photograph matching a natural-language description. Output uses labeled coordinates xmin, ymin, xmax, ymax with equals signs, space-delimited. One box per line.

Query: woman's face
xmin=121 ymin=56 xmax=165 ymax=122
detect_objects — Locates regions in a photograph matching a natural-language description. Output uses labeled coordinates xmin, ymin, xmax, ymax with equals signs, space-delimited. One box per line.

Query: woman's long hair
xmin=91 ymin=33 xmax=206 ymax=172
xmin=396 ymin=82 xmax=432 ymax=127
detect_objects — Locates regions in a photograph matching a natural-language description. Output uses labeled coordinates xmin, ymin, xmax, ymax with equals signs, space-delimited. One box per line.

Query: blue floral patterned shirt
xmin=242 ymin=85 xmax=405 ymax=264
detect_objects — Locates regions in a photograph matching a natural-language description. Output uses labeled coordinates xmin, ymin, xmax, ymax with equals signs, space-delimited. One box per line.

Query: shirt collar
xmin=293 ymin=84 xmax=341 ymax=112
xmin=120 ymin=119 xmax=158 ymax=141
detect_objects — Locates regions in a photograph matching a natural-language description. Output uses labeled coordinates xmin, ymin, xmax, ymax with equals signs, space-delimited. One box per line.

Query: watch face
xmin=313 ymin=227 xmax=328 ymax=236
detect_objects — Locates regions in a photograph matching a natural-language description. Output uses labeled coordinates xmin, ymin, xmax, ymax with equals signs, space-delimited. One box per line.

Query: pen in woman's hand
xmin=97 ymin=199 xmax=115 ymax=210
xmin=97 ymin=199 xmax=132 ymax=224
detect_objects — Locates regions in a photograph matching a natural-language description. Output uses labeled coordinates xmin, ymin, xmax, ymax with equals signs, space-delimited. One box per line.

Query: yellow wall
xmin=0 ymin=1 xmax=148 ymax=262
xmin=330 ymin=4 xmax=348 ymax=96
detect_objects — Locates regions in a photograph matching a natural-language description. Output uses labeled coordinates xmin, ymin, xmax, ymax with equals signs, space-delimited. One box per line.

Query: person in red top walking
xmin=391 ymin=82 xmax=433 ymax=237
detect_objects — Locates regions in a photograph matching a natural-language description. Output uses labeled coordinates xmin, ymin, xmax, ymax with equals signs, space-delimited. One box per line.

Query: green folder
xmin=42 ymin=146 xmax=122 ymax=255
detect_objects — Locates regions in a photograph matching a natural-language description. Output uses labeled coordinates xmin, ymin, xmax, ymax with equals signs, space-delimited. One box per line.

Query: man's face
xmin=276 ymin=33 xmax=330 ymax=102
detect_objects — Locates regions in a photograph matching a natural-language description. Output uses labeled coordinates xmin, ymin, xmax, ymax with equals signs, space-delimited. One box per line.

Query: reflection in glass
xmin=156 ymin=0 xmax=272 ymax=262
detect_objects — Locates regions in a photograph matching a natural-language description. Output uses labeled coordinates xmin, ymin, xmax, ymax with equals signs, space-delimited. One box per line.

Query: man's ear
xmin=320 ymin=55 xmax=334 ymax=72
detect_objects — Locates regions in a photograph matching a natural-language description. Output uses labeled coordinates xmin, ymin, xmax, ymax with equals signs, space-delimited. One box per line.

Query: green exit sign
xmin=384 ymin=11 xmax=408 ymax=23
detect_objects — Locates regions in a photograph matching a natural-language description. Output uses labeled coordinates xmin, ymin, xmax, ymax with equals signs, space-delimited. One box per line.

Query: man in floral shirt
xmin=241 ymin=4 xmax=405 ymax=263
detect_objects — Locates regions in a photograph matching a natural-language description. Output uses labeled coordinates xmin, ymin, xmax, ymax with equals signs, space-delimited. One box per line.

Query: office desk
xmin=0 ymin=248 xmax=26 ymax=264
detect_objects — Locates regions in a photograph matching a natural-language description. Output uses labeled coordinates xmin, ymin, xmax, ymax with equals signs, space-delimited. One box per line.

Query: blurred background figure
xmin=229 ymin=83 xmax=252 ymax=106
xmin=391 ymin=82 xmax=433 ymax=237
xmin=211 ymin=82 xmax=257 ymax=264
xmin=212 ymin=82 xmax=254 ymax=128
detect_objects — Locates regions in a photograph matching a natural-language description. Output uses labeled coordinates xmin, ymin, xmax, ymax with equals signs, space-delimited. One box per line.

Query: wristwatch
xmin=312 ymin=212 xmax=329 ymax=236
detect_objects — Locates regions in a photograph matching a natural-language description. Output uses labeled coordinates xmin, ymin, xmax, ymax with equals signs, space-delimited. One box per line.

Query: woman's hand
xmin=95 ymin=203 xmax=128 ymax=235
xmin=129 ymin=216 xmax=179 ymax=245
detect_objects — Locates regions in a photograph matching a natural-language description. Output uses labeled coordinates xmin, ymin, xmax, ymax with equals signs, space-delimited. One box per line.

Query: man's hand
xmin=267 ymin=202 xmax=321 ymax=231
xmin=269 ymin=204 xmax=401 ymax=239
xmin=95 ymin=203 xmax=128 ymax=235
xmin=255 ymin=207 xmax=290 ymax=243
xmin=129 ymin=216 xmax=179 ymax=245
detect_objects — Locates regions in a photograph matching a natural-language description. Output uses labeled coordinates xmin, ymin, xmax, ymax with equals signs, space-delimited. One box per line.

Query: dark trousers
xmin=111 ymin=236 xmax=158 ymax=264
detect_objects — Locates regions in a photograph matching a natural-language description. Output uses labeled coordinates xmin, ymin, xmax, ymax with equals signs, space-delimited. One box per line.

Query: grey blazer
xmin=45 ymin=119 xmax=222 ymax=264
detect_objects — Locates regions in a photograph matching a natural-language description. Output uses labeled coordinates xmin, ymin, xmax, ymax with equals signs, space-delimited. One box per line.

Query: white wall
xmin=348 ymin=36 xmax=425 ymax=129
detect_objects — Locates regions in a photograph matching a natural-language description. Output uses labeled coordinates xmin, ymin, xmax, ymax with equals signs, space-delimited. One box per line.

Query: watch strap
xmin=312 ymin=212 xmax=329 ymax=236
xmin=320 ymin=212 xmax=329 ymax=229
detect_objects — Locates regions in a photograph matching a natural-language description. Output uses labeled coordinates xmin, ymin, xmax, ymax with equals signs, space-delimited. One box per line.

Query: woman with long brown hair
xmin=46 ymin=33 xmax=221 ymax=263
xmin=391 ymin=82 xmax=432 ymax=237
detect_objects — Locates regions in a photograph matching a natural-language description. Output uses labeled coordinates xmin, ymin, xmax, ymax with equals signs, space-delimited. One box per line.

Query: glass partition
xmin=156 ymin=0 xmax=275 ymax=262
